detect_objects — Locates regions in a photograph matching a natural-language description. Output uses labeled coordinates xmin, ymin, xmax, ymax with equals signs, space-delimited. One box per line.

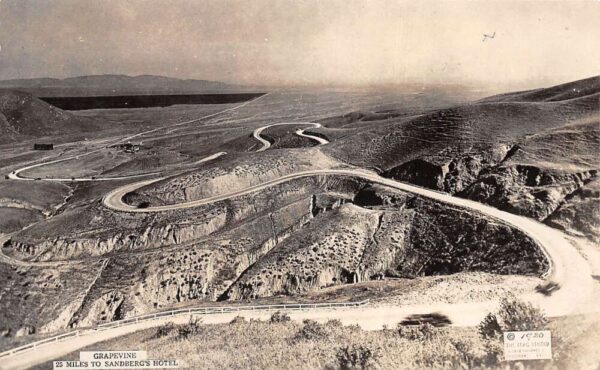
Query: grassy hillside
xmin=32 ymin=309 xmax=600 ymax=370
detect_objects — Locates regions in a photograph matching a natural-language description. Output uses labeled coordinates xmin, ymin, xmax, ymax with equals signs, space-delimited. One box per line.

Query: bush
xmin=478 ymin=313 xmax=503 ymax=340
xmin=396 ymin=323 xmax=444 ymax=341
xmin=335 ymin=344 xmax=380 ymax=370
xmin=293 ymin=319 xmax=328 ymax=341
xmin=326 ymin=319 xmax=343 ymax=328
xmin=153 ymin=322 xmax=175 ymax=338
xmin=229 ymin=315 xmax=247 ymax=325
xmin=476 ymin=297 xmax=550 ymax=367
xmin=269 ymin=311 xmax=291 ymax=323
xmin=498 ymin=297 xmax=548 ymax=331
xmin=448 ymin=338 xmax=485 ymax=369
xmin=481 ymin=339 xmax=504 ymax=367
xmin=177 ymin=317 xmax=203 ymax=340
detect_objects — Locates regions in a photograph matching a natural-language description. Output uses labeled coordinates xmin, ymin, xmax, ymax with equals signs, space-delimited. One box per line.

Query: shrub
xmin=449 ymin=338 xmax=483 ymax=369
xmin=293 ymin=319 xmax=328 ymax=341
xmin=177 ymin=317 xmax=203 ymax=340
xmin=153 ymin=322 xmax=175 ymax=338
xmin=397 ymin=323 xmax=444 ymax=341
xmin=497 ymin=297 xmax=548 ymax=331
xmin=269 ymin=311 xmax=291 ymax=323
xmin=481 ymin=339 xmax=504 ymax=367
xmin=335 ymin=344 xmax=380 ymax=370
xmin=229 ymin=315 xmax=247 ymax=325
xmin=478 ymin=313 xmax=502 ymax=340
xmin=476 ymin=297 xmax=551 ymax=367
xmin=326 ymin=319 xmax=343 ymax=328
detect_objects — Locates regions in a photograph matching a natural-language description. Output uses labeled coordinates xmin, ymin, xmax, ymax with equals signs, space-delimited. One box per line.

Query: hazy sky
xmin=0 ymin=0 xmax=598 ymax=88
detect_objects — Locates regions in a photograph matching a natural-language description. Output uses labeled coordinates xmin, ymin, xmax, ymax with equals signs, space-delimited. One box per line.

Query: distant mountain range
xmin=0 ymin=74 xmax=254 ymax=97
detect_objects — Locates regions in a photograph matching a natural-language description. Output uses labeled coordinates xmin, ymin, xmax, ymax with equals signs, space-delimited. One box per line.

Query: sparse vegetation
xmin=153 ymin=322 xmax=175 ymax=338
xmin=176 ymin=317 xmax=203 ymax=340
xmin=292 ymin=319 xmax=329 ymax=342
xmin=31 ymin=309 xmax=600 ymax=370
xmin=269 ymin=311 xmax=291 ymax=323
xmin=326 ymin=319 xmax=343 ymax=328
xmin=42 ymin=315 xmax=543 ymax=370
xmin=229 ymin=315 xmax=247 ymax=325
xmin=335 ymin=344 xmax=380 ymax=370
xmin=396 ymin=322 xmax=446 ymax=341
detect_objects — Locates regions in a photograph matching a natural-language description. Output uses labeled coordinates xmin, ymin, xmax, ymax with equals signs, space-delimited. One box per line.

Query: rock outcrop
xmin=545 ymin=177 xmax=600 ymax=242
xmin=15 ymin=325 xmax=35 ymax=337
xmin=464 ymin=167 xmax=597 ymax=220
xmin=385 ymin=144 xmax=513 ymax=194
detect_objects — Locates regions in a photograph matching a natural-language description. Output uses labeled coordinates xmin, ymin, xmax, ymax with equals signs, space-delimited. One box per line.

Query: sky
xmin=0 ymin=0 xmax=598 ymax=88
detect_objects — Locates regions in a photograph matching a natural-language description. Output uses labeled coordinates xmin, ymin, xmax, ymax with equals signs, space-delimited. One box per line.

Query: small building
xmin=33 ymin=143 xmax=54 ymax=150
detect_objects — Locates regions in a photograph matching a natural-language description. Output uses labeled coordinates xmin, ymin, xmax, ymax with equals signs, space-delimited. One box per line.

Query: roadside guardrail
xmin=0 ymin=299 xmax=369 ymax=358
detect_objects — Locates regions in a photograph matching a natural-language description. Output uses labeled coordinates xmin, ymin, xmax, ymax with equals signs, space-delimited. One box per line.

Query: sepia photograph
xmin=0 ymin=0 xmax=598 ymax=369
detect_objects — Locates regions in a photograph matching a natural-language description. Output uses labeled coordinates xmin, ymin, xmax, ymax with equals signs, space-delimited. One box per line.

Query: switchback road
xmin=1 ymin=98 xmax=595 ymax=369
xmin=252 ymin=122 xmax=326 ymax=151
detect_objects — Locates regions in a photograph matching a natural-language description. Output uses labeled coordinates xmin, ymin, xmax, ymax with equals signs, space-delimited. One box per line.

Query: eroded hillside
xmin=323 ymin=76 xmax=600 ymax=240
xmin=0 ymin=78 xmax=595 ymax=340
xmin=2 ymin=173 xmax=547 ymax=330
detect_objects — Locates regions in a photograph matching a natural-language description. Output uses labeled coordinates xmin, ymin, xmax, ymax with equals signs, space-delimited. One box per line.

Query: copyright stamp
xmin=504 ymin=330 xmax=552 ymax=361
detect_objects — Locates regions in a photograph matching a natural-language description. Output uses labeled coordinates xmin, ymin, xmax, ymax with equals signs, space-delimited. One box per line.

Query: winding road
xmin=7 ymin=93 xmax=269 ymax=182
xmin=59 ymin=121 xmax=598 ymax=321
xmin=100 ymin=165 xmax=592 ymax=318
xmin=252 ymin=122 xmax=327 ymax=151
xmin=1 ymin=98 xmax=596 ymax=369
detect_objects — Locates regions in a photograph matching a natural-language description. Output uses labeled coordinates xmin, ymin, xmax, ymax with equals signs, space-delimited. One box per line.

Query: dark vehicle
xmin=536 ymin=282 xmax=560 ymax=296
xmin=399 ymin=313 xmax=452 ymax=327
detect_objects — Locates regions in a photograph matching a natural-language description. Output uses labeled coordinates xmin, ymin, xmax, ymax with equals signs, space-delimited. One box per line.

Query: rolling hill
xmin=479 ymin=75 xmax=600 ymax=103
xmin=0 ymin=90 xmax=103 ymax=144
xmin=323 ymin=75 xmax=600 ymax=240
